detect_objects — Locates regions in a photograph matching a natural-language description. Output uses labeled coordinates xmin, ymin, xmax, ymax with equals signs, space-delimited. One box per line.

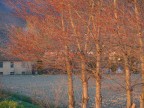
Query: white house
xmin=0 ymin=54 xmax=32 ymax=75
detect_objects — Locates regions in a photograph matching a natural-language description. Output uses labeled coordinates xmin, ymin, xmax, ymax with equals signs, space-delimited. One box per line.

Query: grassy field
xmin=0 ymin=74 xmax=142 ymax=108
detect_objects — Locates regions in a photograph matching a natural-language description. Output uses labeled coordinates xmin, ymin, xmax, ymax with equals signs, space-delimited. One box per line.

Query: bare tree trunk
xmin=140 ymin=94 xmax=144 ymax=108
xmin=65 ymin=51 xmax=75 ymax=108
xmin=81 ymin=56 xmax=88 ymax=108
xmin=114 ymin=0 xmax=132 ymax=107
xmin=139 ymin=44 xmax=144 ymax=108
xmin=124 ymin=55 xmax=132 ymax=108
xmin=68 ymin=4 xmax=89 ymax=108
xmin=133 ymin=0 xmax=144 ymax=107
xmin=95 ymin=39 xmax=102 ymax=108
xmin=91 ymin=0 xmax=102 ymax=107
xmin=61 ymin=5 xmax=74 ymax=107
xmin=137 ymin=35 xmax=144 ymax=108
xmin=131 ymin=103 xmax=136 ymax=108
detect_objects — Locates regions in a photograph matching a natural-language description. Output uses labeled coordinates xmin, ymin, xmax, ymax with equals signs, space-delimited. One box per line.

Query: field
xmin=0 ymin=74 xmax=142 ymax=108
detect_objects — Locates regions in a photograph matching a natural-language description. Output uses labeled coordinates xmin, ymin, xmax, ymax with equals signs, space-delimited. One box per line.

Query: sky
xmin=0 ymin=1 xmax=24 ymax=39
xmin=0 ymin=1 xmax=24 ymax=25
xmin=0 ymin=0 xmax=57 ymax=40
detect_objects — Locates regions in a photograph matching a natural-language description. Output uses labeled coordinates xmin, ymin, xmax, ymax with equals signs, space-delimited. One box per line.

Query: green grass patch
xmin=0 ymin=100 xmax=24 ymax=108
xmin=0 ymin=90 xmax=68 ymax=108
xmin=0 ymin=90 xmax=41 ymax=108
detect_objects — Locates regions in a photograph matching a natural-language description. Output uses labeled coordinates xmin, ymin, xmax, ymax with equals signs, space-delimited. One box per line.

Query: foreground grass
xmin=0 ymin=90 xmax=68 ymax=108
xmin=0 ymin=90 xmax=41 ymax=108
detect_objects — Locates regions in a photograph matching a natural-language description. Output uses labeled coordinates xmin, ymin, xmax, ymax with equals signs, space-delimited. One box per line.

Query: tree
xmin=133 ymin=0 xmax=144 ymax=107
xmin=113 ymin=0 xmax=134 ymax=107
xmin=5 ymin=1 xmax=75 ymax=108
xmin=91 ymin=0 xmax=102 ymax=107
xmin=2 ymin=0 xmax=143 ymax=107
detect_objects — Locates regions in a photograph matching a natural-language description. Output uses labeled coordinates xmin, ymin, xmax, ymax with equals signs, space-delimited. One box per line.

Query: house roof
xmin=0 ymin=53 xmax=22 ymax=61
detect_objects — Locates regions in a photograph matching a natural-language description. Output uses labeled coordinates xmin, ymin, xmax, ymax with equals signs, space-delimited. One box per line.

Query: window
xmin=0 ymin=62 xmax=3 ymax=68
xmin=10 ymin=72 xmax=15 ymax=75
xmin=0 ymin=72 xmax=3 ymax=75
xmin=10 ymin=62 xmax=14 ymax=68
xmin=22 ymin=71 xmax=26 ymax=75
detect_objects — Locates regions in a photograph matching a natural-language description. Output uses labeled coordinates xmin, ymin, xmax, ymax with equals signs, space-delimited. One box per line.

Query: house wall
xmin=14 ymin=61 xmax=32 ymax=74
xmin=0 ymin=61 xmax=32 ymax=75
xmin=0 ymin=61 xmax=14 ymax=75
